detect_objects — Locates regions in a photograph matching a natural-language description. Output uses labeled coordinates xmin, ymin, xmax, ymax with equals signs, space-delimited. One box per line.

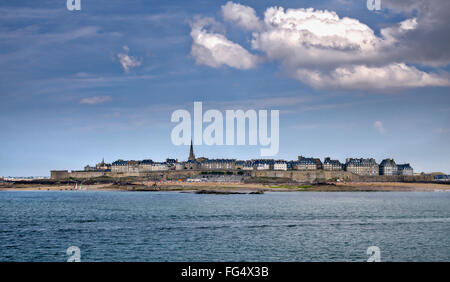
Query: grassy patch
xmin=269 ymin=185 xmax=292 ymax=188
xmin=269 ymin=184 xmax=313 ymax=189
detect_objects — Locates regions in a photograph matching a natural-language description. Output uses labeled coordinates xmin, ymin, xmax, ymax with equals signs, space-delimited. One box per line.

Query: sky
xmin=0 ymin=0 xmax=449 ymax=176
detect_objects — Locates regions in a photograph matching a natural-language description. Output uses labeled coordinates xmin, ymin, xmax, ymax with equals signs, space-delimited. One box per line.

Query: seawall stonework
xmin=51 ymin=169 xmax=432 ymax=183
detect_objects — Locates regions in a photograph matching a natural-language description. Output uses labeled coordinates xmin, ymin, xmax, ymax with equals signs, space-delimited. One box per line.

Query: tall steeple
xmin=188 ymin=140 xmax=195 ymax=161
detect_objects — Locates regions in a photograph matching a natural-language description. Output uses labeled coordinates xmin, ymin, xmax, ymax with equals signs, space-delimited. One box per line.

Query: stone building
xmin=234 ymin=161 xmax=245 ymax=170
xmin=196 ymin=157 xmax=209 ymax=163
xmin=323 ymin=157 xmax=343 ymax=171
xmin=274 ymin=160 xmax=288 ymax=171
xmin=83 ymin=158 xmax=110 ymax=172
xmin=345 ymin=158 xmax=379 ymax=176
xmin=296 ymin=156 xmax=321 ymax=170
xmin=287 ymin=161 xmax=297 ymax=170
xmin=165 ymin=158 xmax=177 ymax=170
xmin=139 ymin=159 xmax=154 ymax=171
xmin=111 ymin=160 xmax=129 ymax=173
xmin=200 ymin=159 xmax=236 ymax=170
xmin=96 ymin=158 xmax=110 ymax=170
xmin=84 ymin=165 xmax=95 ymax=171
xmin=151 ymin=162 xmax=168 ymax=171
xmin=254 ymin=159 xmax=274 ymax=170
xmin=175 ymin=162 xmax=185 ymax=170
xmin=126 ymin=160 xmax=140 ymax=173
xmin=397 ymin=163 xmax=413 ymax=176
xmin=185 ymin=160 xmax=199 ymax=170
xmin=242 ymin=161 xmax=254 ymax=171
xmin=379 ymin=159 xmax=398 ymax=175
xmin=50 ymin=170 xmax=69 ymax=180
xmin=314 ymin=158 xmax=323 ymax=170
xmin=51 ymin=140 xmax=420 ymax=181
xmin=257 ymin=163 xmax=271 ymax=170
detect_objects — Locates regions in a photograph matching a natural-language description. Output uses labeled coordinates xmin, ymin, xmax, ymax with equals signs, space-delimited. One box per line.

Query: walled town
xmin=50 ymin=142 xmax=432 ymax=184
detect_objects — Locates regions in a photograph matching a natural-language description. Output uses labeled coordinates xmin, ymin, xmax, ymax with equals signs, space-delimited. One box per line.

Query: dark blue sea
xmin=0 ymin=191 xmax=449 ymax=261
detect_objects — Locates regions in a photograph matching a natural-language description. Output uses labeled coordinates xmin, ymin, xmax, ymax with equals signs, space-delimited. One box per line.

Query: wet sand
xmin=0 ymin=184 xmax=114 ymax=191
xmin=335 ymin=181 xmax=450 ymax=192
xmin=1 ymin=181 xmax=449 ymax=192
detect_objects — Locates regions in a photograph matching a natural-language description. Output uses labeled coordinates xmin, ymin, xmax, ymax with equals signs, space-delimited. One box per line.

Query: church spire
xmin=188 ymin=140 xmax=195 ymax=161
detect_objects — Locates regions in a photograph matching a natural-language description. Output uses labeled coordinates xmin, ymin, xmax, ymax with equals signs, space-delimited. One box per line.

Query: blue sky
xmin=1 ymin=0 xmax=449 ymax=176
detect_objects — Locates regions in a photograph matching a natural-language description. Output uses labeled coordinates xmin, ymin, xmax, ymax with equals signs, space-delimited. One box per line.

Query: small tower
xmin=188 ymin=140 xmax=195 ymax=161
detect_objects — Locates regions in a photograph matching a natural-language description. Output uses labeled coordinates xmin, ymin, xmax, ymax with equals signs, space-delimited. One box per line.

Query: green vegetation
xmin=244 ymin=176 xmax=293 ymax=184
xmin=269 ymin=184 xmax=313 ymax=189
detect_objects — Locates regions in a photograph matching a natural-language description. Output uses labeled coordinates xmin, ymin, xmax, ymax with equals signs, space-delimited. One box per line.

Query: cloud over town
xmin=189 ymin=1 xmax=450 ymax=92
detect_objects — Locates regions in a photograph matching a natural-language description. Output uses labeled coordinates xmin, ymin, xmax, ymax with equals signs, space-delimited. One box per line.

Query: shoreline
xmin=1 ymin=181 xmax=449 ymax=193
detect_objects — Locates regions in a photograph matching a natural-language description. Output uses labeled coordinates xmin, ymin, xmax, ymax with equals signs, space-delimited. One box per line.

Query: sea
xmin=0 ymin=191 xmax=449 ymax=261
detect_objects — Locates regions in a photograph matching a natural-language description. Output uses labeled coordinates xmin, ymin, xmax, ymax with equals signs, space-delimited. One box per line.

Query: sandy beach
xmin=1 ymin=181 xmax=449 ymax=192
xmin=0 ymin=183 xmax=114 ymax=192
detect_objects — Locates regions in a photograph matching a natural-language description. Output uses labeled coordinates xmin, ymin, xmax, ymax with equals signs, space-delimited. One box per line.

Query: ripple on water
xmin=0 ymin=191 xmax=449 ymax=261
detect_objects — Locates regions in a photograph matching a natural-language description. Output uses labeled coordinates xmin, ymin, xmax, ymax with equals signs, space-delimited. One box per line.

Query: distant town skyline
xmin=50 ymin=142 xmax=416 ymax=180
xmin=0 ymin=0 xmax=449 ymax=176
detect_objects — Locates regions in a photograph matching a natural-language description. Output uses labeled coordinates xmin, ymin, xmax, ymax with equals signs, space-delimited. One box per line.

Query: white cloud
xmin=190 ymin=16 xmax=259 ymax=69
xmin=249 ymin=6 xmax=382 ymax=73
xmin=294 ymin=63 xmax=450 ymax=91
xmin=221 ymin=1 xmax=262 ymax=31
xmin=256 ymin=7 xmax=379 ymax=53
xmin=250 ymin=6 xmax=449 ymax=90
xmin=190 ymin=2 xmax=450 ymax=92
xmin=117 ymin=46 xmax=142 ymax=72
xmin=380 ymin=18 xmax=418 ymax=44
xmin=80 ymin=96 xmax=112 ymax=105
xmin=374 ymin=121 xmax=386 ymax=134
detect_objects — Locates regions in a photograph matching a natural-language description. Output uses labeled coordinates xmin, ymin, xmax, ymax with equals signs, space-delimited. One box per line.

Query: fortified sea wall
xmin=251 ymin=170 xmax=353 ymax=182
xmin=51 ymin=169 xmax=433 ymax=182
xmin=251 ymin=170 xmax=432 ymax=183
xmin=51 ymin=170 xmax=204 ymax=180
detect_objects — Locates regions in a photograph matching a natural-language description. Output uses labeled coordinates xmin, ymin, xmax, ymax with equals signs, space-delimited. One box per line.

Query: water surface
xmin=0 ymin=191 xmax=449 ymax=261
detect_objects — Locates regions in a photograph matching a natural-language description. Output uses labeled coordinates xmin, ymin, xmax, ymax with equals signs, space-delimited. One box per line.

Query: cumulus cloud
xmin=382 ymin=0 xmax=450 ymax=67
xmin=190 ymin=16 xmax=259 ymax=69
xmin=374 ymin=121 xmax=386 ymax=134
xmin=294 ymin=63 xmax=450 ymax=91
xmin=250 ymin=7 xmax=380 ymax=75
xmin=189 ymin=2 xmax=450 ymax=92
xmin=255 ymin=7 xmax=379 ymax=54
xmin=250 ymin=6 xmax=449 ymax=90
xmin=80 ymin=96 xmax=112 ymax=105
xmin=117 ymin=46 xmax=142 ymax=73
xmin=221 ymin=1 xmax=262 ymax=31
